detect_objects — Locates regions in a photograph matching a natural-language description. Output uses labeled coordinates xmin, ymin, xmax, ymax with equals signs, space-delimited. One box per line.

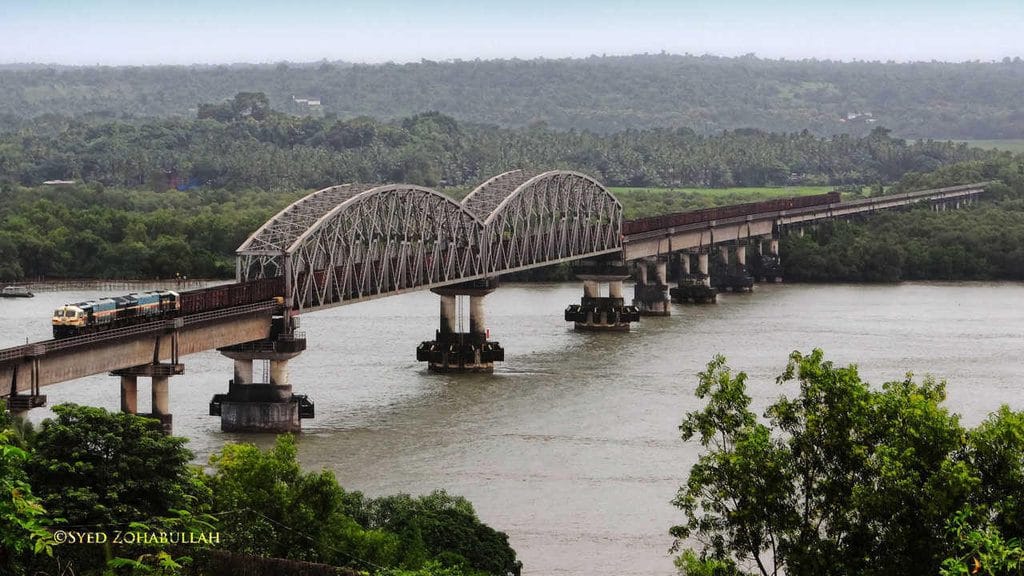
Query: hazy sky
xmin=2 ymin=0 xmax=1022 ymax=65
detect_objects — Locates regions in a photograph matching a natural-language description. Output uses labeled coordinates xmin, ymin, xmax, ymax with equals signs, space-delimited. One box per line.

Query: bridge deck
xmin=622 ymin=183 xmax=989 ymax=260
xmin=1 ymin=301 xmax=280 ymax=394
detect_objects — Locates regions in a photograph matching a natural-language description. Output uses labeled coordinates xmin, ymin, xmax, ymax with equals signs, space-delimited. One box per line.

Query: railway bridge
xmin=0 ymin=171 xmax=990 ymax=432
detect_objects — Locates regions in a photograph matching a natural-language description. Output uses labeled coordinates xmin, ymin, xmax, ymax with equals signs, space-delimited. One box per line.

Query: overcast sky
xmin=2 ymin=0 xmax=1022 ymax=65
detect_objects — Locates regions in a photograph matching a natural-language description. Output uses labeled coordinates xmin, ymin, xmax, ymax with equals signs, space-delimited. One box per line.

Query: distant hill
xmin=2 ymin=54 xmax=1023 ymax=138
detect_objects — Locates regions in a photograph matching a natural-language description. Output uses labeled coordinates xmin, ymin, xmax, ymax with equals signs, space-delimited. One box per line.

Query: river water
xmin=4 ymin=282 xmax=1024 ymax=575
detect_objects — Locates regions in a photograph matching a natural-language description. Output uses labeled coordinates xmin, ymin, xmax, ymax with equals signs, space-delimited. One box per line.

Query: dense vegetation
xmin=0 ymin=94 xmax=997 ymax=191
xmin=0 ymin=158 xmax=1022 ymax=283
xmin=673 ymin=350 xmax=1024 ymax=576
xmin=0 ymin=405 xmax=520 ymax=576
xmin=3 ymin=55 xmax=1024 ymax=138
xmin=0 ymin=93 xmax=1020 ymax=283
xmin=0 ymin=185 xmax=298 ymax=279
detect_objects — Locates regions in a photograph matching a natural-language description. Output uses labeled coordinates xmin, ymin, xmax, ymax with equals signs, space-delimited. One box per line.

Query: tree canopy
xmin=0 ymin=407 xmax=520 ymax=576
xmin=672 ymin=351 xmax=1024 ymax=576
xmin=0 ymin=102 xmax=997 ymax=191
xmin=2 ymin=55 xmax=1024 ymax=138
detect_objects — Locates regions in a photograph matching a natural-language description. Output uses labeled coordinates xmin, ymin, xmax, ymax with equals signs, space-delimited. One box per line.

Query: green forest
xmin=0 ymin=93 xmax=997 ymax=191
xmin=0 ymin=405 xmax=520 ymax=576
xmin=0 ymin=93 xmax=1020 ymax=283
xmin=3 ymin=55 xmax=1024 ymax=138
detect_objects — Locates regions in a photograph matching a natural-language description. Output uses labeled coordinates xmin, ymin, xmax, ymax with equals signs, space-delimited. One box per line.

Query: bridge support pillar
xmin=211 ymin=319 xmax=311 ymax=433
xmin=714 ymin=243 xmax=755 ymax=293
xmin=233 ymin=359 xmax=254 ymax=385
xmin=120 ymin=375 xmax=138 ymax=414
xmin=270 ymin=359 xmax=290 ymax=386
xmin=671 ymin=250 xmax=717 ymax=304
xmin=152 ymin=376 xmax=169 ymax=420
xmin=111 ymin=362 xmax=182 ymax=433
xmin=753 ymin=237 xmax=783 ymax=283
xmin=768 ymin=239 xmax=782 ymax=282
xmin=565 ymin=256 xmax=640 ymax=331
xmin=5 ymin=353 xmax=47 ymax=417
xmin=417 ymin=278 xmax=504 ymax=373
xmin=632 ymin=259 xmax=671 ymax=316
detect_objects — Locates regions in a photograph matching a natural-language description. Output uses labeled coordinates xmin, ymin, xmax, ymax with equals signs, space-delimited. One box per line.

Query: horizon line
xmin=2 ymin=51 xmax=1023 ymax=69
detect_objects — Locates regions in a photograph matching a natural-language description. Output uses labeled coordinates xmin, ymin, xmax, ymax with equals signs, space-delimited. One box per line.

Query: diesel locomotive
xmin=52 ymin=290 xmax=181 ymax=338
xmin=50 ymin=278 xmax=286 ymax=339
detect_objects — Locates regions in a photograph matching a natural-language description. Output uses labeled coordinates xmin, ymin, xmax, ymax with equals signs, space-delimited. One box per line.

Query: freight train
xmin=51 ymin=278 xmax=285 ymax=339
xmin=621 ymin=191 xmax=841 ymax=236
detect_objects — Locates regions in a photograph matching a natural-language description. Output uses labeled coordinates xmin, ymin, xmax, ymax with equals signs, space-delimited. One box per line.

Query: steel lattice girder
xmin=478 ymin=170 xmax=622 ymax=272
xmin=235 ymin=171 xmax=624 ymax=312
xmin=461 ymin=169 xmax=540 ymax=220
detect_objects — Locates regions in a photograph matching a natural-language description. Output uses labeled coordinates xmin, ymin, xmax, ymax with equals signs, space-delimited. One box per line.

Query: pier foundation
xmin=713 ymin=243 xmax=755 ymax=292
xmin=753 ymin=237 xmax=783 ymax=283
xmin=210 ymin=316 xmax=312 ymax=433
xmin=632 ymin=259 xmax=671 ymax=316
xmin=416 ymin=278 xmax=504 ymax=373
xmin=565 ymin=257 xmax=640 ymax=331
xmin=671 ymin=251 xmax=717 ymax=304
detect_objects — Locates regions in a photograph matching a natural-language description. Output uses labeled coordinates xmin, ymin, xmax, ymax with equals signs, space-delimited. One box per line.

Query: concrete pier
xmin=111 ymin=362 xmax=183 ymax=433
xmin=671 ymin=250 xmax=717 ymax=304
xmin=120 ymin=375 xmax=137 ymax=414
xmin=565 ymin=257 xmax=640 ymax=331
xmin=4 ymin=356 xmax=46 ymax=417
xmin=632 ymin=259 xmax=671 ymax=317
xmin=753 ymin=236 xmax=784 ymax=283
xmin=210 ymin=318 xmax=312 ymax=433
xmin=713 ymin=243 xmax=754 ymax=293
xmin=768 ymin=238 xmax=783 ymax=282
xmin=152 ymin=376 xmax=169 ymax=418
xmin=416 ymin=278 xmax=504 ymax=373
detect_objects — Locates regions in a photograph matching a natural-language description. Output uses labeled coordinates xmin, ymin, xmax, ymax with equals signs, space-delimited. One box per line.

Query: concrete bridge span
xmin=2 ymin=302 xmax=278 ymax=430
xmin=622 ymin=183 xmax=989 ymax=261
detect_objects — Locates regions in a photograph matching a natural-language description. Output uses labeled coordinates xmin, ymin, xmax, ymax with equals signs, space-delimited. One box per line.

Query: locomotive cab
xmin=52 ymin=305 xmax=89 ymax=338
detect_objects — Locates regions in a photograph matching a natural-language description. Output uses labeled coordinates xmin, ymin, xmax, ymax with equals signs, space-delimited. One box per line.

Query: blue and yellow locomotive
xmin=51 ymin=291 xmax=180 ymax=339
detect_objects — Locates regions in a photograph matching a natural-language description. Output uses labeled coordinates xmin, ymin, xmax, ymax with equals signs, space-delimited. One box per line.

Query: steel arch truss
xmin=237 ymin=171 xmax=623 ymax=312
xmin=461 ymin=169 xmax=540 ymax=220
xmin=475 ymin=171 xmax=623 ymax=273
xmin=239 ymin=184 xmax=377 ymax=256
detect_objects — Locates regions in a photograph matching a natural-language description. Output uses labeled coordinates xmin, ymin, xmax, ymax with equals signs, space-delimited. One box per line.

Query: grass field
xmin=955 ymin=139 xmax=1024 ymax=154
xmin=609 ymin=186 xmax=835 ymax=219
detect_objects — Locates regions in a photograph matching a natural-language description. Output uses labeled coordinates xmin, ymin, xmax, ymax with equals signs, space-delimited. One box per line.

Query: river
xmin=4 ymin=282 xmax=1023 ymax=575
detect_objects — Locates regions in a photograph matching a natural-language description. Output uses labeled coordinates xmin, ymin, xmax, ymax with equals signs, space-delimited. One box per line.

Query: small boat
xmin=0 ymin=286 xmax=34 ymax=298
